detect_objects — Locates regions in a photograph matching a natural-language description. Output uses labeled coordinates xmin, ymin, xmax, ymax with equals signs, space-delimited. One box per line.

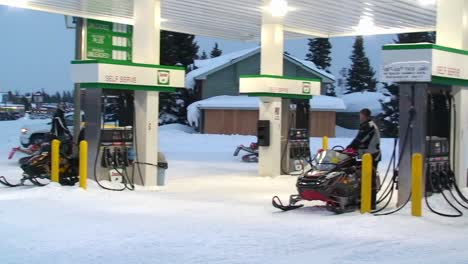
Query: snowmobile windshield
xmin=315 ymin=150 xmax=350 ymax=171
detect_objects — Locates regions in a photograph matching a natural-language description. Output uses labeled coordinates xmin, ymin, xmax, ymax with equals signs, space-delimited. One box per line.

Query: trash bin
xmin=157 ymin=152 xmax=168 ymax=186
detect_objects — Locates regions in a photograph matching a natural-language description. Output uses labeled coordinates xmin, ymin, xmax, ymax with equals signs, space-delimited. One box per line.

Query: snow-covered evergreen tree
xmin=159 ymin=31 xmax=199 ymax=125
xmin=160 ymin=31 xmax=199 ymax=66
xmin=326 ymin=84 xmax=337 ymax=97
xmin=345 ymin=36 xmax=377 ymax=94
xmin=200 ymin=51 xmax=208 ymax=60
xmin=210 ymin=42 xmax=223 ymax=58
xmin=305 ymin=38 xmax=336 ymax=96
xmin=395 ymin=32 xmax=436 ymax=44
xmin=376 ymin=83 xmax=399 ymax=137
xmin=305 ymin=38 xmax=332 ymax=71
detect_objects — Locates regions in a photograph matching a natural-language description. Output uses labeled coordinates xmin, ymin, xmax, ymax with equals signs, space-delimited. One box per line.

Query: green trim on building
xmin=240 ymin=74 xmax=321 ymax=83
xmin=383 ymin=44 xmax=468 ymax=56
xmin=71 ymin=60 xmax=186 ymax=70
xmin=244 ymin=92 xmax=313 ymax=99
xmin=432 ymin=76 xmax=468 ymax=86
xmin=79 ymin=83 xmax=178 ymax=92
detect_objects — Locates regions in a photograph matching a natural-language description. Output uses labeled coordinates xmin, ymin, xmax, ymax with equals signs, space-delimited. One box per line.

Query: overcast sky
xmin=0 ymin=6 xmax=395 ymax=94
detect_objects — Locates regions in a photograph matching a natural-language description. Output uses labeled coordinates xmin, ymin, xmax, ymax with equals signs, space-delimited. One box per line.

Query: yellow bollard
xmin=79 ymin=140 xmax=88 ymax=190
xmin=322 ymin=136 xmax=329 ymax=150
xmin=411 ymin=153 xmax=423 ymax=217
xmin=51 ymin=139 xmax=61 ymax=183
xmin=360 ymin=153 xmax=373 ymax=214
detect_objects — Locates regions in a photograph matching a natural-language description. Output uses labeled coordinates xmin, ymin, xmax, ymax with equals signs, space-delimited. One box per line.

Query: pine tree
xmin=159 ymin=30 xmax=199 ymax=125
xmin=305 ymin=38 xmax=332 ymax=71
xmin=200 ymin=51 xmax=208 ymax=60
xmin=210 ymin=42 xmax=223 ymax=58
xmin=161 ymin=31 xmax=199 ymax=66
xmin=377 ymin=31 xmax=436 ymax=137
xmin=395 ymin=31 xmax=436 ymax=44
xmin=345 ymin=36 xmax=377 ymax=94
xmin=326 ymin=84 xmax=337 ymax=97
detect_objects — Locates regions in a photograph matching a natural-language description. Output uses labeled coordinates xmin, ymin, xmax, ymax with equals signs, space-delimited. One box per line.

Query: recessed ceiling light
xmin=418 ymin=0 xmax=437 ymax=6
xmin=265 ymin=0 xmax=289 ymax=17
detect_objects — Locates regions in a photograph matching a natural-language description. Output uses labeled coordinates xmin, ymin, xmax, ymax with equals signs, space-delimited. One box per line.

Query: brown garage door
xmin=203 ymin=109 xmax=258 ymax=135
xmin=203 ymin=109 xmax=336 ymax=137
xmin=309 ymin=111 xmax=336 ymax=137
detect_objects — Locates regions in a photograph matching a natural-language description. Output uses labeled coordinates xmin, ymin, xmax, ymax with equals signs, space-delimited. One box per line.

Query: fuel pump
xmin=83 ymin=89 xmax=140 ymax=191
xmin=373 ymin=83 xmax=468 ymax=217
xmin=280 ymin=100 xmax=311 ymax=175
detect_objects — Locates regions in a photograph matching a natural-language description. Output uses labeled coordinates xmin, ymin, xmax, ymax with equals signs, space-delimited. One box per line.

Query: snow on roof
xmin=185 ymin=47 xmax=336 ymax=89
xmin=187 ymin=95 xmax=346 ymax=128
xmin=310 ymin=95 xmax=346 ymax=111
xmin=285 ymin=54 xmax=336 ymax=82
xmin=185 ymin=47 xmax=260 ymax=89
xmin=340 ymin=91 xmax=390 ymax=114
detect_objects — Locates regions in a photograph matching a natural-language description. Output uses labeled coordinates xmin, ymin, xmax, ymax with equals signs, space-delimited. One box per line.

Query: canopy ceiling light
xmin=418 ymin=0 xmax=437 ymax=6
xmin=354 ymin=16 xmax=378 ymax=35
xmin=266 ymin=0 xmax=289 ymax=17
xmin=5 ymin=0 xmax=28 ymax=7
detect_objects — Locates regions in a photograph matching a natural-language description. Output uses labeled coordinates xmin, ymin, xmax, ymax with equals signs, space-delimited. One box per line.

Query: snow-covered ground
xmin=1 ymin=119 xmax=468 ymax=264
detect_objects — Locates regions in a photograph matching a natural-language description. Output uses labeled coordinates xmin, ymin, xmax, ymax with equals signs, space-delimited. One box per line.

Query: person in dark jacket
xmin=346 ymin=108 xmax=381 ymax=210
xmin=50 ymin=103 xmax=72 ymax=140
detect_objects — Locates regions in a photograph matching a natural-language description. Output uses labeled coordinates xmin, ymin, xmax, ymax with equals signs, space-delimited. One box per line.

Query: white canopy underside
xmin=0 ymin=0 xmax=436 ymax=40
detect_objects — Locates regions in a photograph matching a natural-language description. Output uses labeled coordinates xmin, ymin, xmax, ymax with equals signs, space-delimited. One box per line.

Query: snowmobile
xmin=9 ymin=143 xmax=42 ymax=166
xmin=233 ymin=142 xmax=258 ymax=162
xmin=0 ymin=134 xmax=79 ymax=187
xmin=272 ymin=147 xmax=365 ymax=214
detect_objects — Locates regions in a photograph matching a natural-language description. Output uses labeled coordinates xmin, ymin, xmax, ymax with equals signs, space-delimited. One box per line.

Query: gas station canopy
xmin=1 ymin=0 xmax=437 ymax=40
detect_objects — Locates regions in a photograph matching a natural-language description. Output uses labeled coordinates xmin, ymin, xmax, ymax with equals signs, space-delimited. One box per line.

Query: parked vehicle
xmin=20 ymin=113 xmax=81 ymax=147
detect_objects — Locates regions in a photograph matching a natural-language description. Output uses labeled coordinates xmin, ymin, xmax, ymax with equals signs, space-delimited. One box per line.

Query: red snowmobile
xmin=233 ymin=142 xmax=258 ymax=162
xmin=272 ymin=147 xmax=367 ymax=214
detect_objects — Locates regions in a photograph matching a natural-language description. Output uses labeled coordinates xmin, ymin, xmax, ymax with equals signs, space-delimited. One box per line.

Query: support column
xmin=133 ymin=0 xmax=161 ymax=188
xmin=258 ymin=12 xmax=288 ymax=177
xmin=436 ymin=0 xmax=468 ymax=187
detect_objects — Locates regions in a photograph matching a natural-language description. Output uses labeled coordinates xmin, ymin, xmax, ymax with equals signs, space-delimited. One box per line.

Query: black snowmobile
xmin=272 ymin=147 xmax=370 ymax=214
xmin=0 ymin=134 xmax=79 ymax=187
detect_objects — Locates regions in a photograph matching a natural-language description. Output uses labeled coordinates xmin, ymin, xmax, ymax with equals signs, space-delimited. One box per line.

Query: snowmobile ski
xmin=272 ymin=196 xmax=304 ymax=211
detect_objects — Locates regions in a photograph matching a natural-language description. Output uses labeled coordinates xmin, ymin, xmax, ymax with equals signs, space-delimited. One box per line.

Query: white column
xmin=258 ymin=12 xmax=286 ymax=177
xmin=437 ymin=0 xmax=468 ymax=187
xmin=133 ymin=0 xmax=161 ymax=188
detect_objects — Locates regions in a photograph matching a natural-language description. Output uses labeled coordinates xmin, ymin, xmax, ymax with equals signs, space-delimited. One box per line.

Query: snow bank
xmin=340 ymin=91 xmax=390 ymax=114
xmin=187 ymin=95 xmax=346 ymax=128
xmin=160 ymin=123 xmax=195 ymax=134
xmin=310 ymin=95 xmax=346 ymax=111
xmin=336 ymin=126 xmax=357 ymax=138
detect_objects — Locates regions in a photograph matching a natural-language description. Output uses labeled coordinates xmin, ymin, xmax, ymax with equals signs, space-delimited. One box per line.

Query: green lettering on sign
xmin=86 ymin=19 xmax=133 ymax=61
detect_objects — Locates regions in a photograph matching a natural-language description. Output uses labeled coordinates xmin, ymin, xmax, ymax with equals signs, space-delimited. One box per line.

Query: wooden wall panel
xmin=309 ymin=112 xmax=336 ymax=137
xmin=203 ymin=109 xmax=259 ymax=135
xmin=204 ymin=109 xmax=336 ymax=137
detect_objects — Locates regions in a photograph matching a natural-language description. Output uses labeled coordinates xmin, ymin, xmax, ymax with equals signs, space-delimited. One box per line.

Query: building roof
xmin=2 ymin=1 xmax=437 ymax=40
xmin=193 ymin=95 xmax=346 ymax=111
xmin=185 ymin=47 xmax=335 ymax=89
xmin=187 ymin=95 xmax=346 ymax=127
